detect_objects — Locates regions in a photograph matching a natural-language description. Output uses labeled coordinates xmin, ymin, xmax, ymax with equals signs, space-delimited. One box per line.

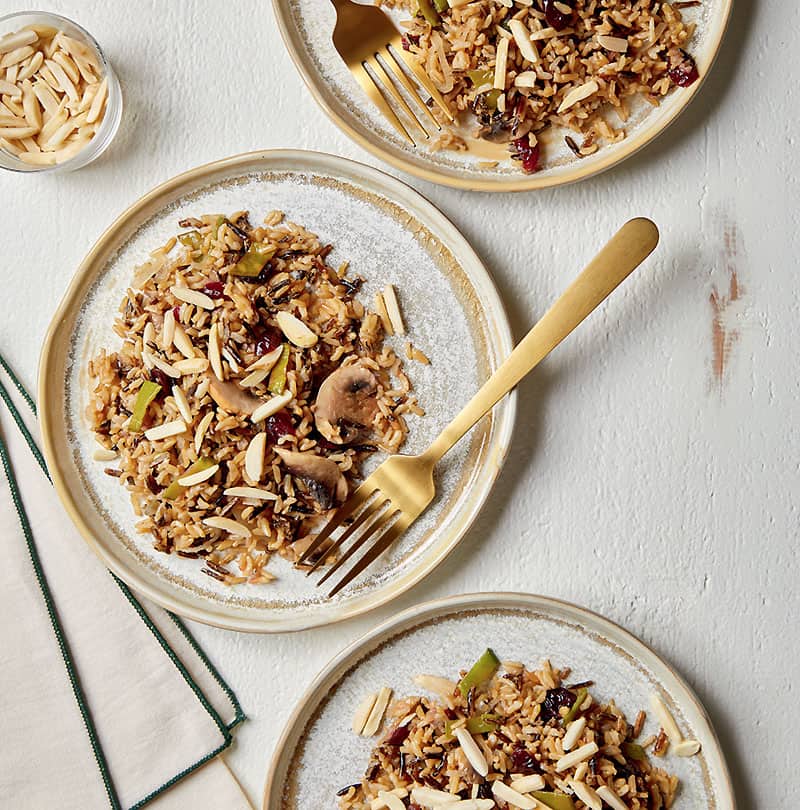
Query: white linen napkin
xmin=0 ymin=358 xmax=253 ymax=810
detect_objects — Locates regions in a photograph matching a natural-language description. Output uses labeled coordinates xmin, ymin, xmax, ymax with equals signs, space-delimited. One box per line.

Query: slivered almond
xmin=223 ymin=486 xmax=277 ymax=501
xmin=557 ymin=80 xmax=599 ymax=113
xmin=675 ymin=739 xmax=701 ymax=757
xmin=362 ymin=687 xmax=392 ymax=736
xmin=275 ymin=310 xmax=318 ymax=348
xmin=251 ymin=391 xmax=292 ymax=423
xmin=0 ymin=30 xmax=38 ymax=55
xmin=44 ymin=58 xmax=78 ymax=101
xmin=596 ymin=786 xmax=628 ymax=810
xmin=515 ymin=71 xmax=538 ymax=88
xmin=173 ymin=323 xmax=196 ymax=359
xmin=151 ymin=356 xmax=180 ymax=379
xmin=244 ymin=432 xmax=266 ymax=482
xmin=494 ymin=35 xmax=509 ymax=90
xmin=161 ymin=307 xmax=175 ymax=348
xmin=563 ymin=715 xmax=587 ymax=751
xmin=177 ymin=463 xmax=219 ymax=487
xmin=382 ymin=284 xmax=405 ymax=335
xmin=172 ymin=385 xmax=192 ymax=423
xmin=17 ymin=50 xmax=43 ymax=81
xmin=555 ymin=741 xmax=598 ymax=772
xmin=410 ymin=787 xmax=460 ymax=806
xmin=239 ymin=366 xmax=271 ymax=388
xmin=143 ymin=320 xmax=155 ymax=349
xmin=0 ymin=124 xmax=36 ymax=138
xmin=144 ymin=419 xmax=187 ymax=441
xmin=86 ymin=76 xmax=106 ymax=124
xmin=454 ymin=727 xmax=488 ymax=777
xmin=569 ymin=780 xmax=601 ymax=810
xmin=649 ymin=694 xmax=683 ymax=744
xmin=21 ymin=80 xmax=41 ymax=129
xmin=597 ymin=34 xmax=629 ymax=52
xmin=508 ymin=19 xmax=539 ymax=64
xmin=202 ymin=516 xmax=252 ymax=538
xmin=1 ymin=46 xmax=34 ymax=69
xmin=375 ymin=792 xmax=405 ymax=810
xmin=491 ymin=780 xmax=536 ymax=809
xmin=374 ymin=291 xmax=393 ymax=335
xmin=509 ymin=774 xmax=545 ymax=793
xmin=174 ymin=357 xmax=209 ymax=375
xmin=412 ymin=674 xmax=457 ymax=698
xmin=352 ymin=692 xmax=379 ymax=735
xmin=531 ymin=26 xmax=562 ymax=40
xmin=171 ymin=285 xmax=215 ymax=310
xmin=92 ymin=447 xmax=117 ymax=462
xmin=208 ymin=322 xmax=224 ymax=380
xmin=245 ymin=344 xmax=283 ymax=373
xmin=194 ymin=411 xmax=214 ymax=453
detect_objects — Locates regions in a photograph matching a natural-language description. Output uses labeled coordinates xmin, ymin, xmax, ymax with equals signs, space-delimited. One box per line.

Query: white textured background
xmin=1 ymin=1 xmax=796 ymax=807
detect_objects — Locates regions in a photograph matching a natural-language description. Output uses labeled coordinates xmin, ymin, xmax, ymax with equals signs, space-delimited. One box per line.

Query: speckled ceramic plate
xmin=264 ymin=592 xmax=734 ymax=808
xmin=39 ymin=150 xmax=515 ymax=633
xmin=273 ymin=0 xmax=732 ymax=191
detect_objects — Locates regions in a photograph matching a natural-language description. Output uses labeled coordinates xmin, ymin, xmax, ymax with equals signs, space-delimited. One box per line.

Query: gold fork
xmin=299 ymin=219 xmax=660 ymax=595
xmin=329 ymin=0 xmax=453 ymax=145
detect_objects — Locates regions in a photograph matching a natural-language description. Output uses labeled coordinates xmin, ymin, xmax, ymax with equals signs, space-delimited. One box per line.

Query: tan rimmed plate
xmin=264 ymin=591 xmax=734 ymax=808
xmin=39 ymin=149 xmax=515 ymax=633
xmin=273 ymin=1 xmax=732 ymax=191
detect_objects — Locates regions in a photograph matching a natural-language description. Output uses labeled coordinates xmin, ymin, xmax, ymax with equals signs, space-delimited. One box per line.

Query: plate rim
xmin=272 ymin=0 xmax=734 ymax=192
xmin=262 ymin=590 xmax=736 ymax=809
xmin=37 ymin=148 xmax=517 ymax=633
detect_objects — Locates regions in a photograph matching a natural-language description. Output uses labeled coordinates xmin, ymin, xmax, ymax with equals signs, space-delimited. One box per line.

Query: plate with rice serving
xmin=264 ymin=592 xmax=733 ymax=809
xmin=39 ymin=150 xmax=515 ymax=632
xmin=273 ymin=0 xmax=732 ymax=190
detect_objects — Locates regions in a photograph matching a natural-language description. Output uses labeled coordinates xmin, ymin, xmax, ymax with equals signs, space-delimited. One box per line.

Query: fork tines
xmin=297 ymin=483 xmax=408 ymax=596
xmin=357 ymin=40 xmax=452 ymax=146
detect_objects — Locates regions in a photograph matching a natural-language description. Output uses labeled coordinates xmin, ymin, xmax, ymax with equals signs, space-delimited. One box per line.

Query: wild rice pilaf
xmin=87 ymin=211 xmax=422 ymax=586
xmin=394 ymin=0 xmax=702 ymax=171
xmin=341 ymin=651 xmax=683 ymax=809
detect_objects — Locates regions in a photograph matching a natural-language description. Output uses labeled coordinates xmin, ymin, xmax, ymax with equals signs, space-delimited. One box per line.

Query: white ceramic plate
xmin=273 ymin=0 xmax=732 ymax=191
xmin=265 ymin=592 xmax=734 ymax=808
xmin=39 ymin=150 xmax=515 ymax=632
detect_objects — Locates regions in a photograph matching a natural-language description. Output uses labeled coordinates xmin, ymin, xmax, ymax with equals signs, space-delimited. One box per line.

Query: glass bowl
xmin=0 ymin=11 xmax=122 ymax=173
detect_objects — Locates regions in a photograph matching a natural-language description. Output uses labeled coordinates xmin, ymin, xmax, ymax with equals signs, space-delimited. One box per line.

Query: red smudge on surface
xmin=709 ymin=221 xmax=743 ymax=391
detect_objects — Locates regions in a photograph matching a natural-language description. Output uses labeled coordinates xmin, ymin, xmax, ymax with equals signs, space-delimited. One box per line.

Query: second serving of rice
xmin=341 ymin=651 xmax=686 ymax=810
xmin=393 ymin=0 xmax=703 ymax=171
xmin=87 ymin=209 xmax=423 ymax=586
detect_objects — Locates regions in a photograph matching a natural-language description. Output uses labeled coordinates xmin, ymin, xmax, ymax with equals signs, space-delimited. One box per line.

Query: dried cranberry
xmin=253 ymin=326 xmax=282 ymax=357
xmin=384 ymin=724 xmax=411 ymax=746
xmin=149 ymin=368 xmax=170 ymax=393
xmin=401 ymin=33 xmax=420 ymax=51
xmin=510 ymin=744 xmax=541 ymax=774
xmin=203 ymin=280 xmax=225 ymax=299
xmin=265 ymin=411 xmax=295 ymax=443
xmin=511 ymin=134 xmax=540 ymax=174
xmin=543 ymin=0 xmax=573 ymax=31
xmin=315 ymin=434 xmax=339 ymax=451
xmin=667 ymin=50 xmax=699 ymax=87
xmin=540 ymin=687 xmax=576 ymax=723
xmin=172 ymin=305 xmax=181 ymax=321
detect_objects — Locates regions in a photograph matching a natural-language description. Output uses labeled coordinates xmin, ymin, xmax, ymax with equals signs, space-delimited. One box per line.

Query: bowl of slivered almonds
xmin=0 ymin=11 xmax=122 ymax=173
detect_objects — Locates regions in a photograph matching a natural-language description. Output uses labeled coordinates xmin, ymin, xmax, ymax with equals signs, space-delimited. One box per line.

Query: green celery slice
xmin=623 ymin=742 xmax=647 ymax=761
xmin=562 ymin=687 xmax=588 ymax=726
xmin=458 ymin=648 xmax=500 ymax=697
xmin=416 ymin=0 xmax=439 ymax=26
xmin=267 ymin=344 xmax=290 ymax=395
xmin=466 ymin=713 xmax=498 ymax=734
xmin=532 ymin=792 xmax=575 ymax=810
xmin=129 ymin=380 xmax=161 ymax=433
xmin=178 ymin=230 xmax=203 ymax=250
xmin=163 ymin=457 xmax=215 ymax=500
xmin=467 ymin=69 xmax=494 ymax=86
xmin=229 ymin=242 xmax=276 ymax=278
xmin=433 ymin=0 xmax=448 ymax=11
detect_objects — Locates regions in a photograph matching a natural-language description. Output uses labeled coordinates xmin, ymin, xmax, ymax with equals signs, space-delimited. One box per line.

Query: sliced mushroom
xmin=207 ymin=376 xmax=260 ymax=415
xmin=314 ymin=363 xmax=379 ymax=445
xmin=275 ymin=448 xmax=348 ymax=510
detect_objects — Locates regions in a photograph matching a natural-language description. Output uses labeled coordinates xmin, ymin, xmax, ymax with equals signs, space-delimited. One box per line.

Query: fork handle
xmin=424 ymin=218 xmax=659 ymax=463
